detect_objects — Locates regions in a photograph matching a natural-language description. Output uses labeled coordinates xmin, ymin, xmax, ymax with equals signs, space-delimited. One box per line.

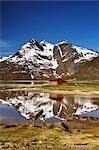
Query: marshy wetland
xmin=0 ymin=82 xmax=99 ymax=149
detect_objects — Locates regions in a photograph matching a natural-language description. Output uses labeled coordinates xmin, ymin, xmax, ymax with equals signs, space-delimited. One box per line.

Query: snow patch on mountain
xmin=62 ymin=58 xmax=68 ymax=62
xmin=58 ymin=40 xmax=68 ymax=45
xmin=0 ymin=55 xmax=12 ymax=62
xmin=73 ymin=45 xmax=98 ymax=63
xmin=9 ymin=40 xmax=58 ymax=71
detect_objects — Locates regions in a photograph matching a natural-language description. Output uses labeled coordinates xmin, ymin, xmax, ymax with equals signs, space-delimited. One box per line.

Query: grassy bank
xmin=0 ymin=120 xmax=99 ymax=150
xmin=42 ymin=83 xmax=99 ymax=91
xmin=1 ymin=83 xmax=99 ymax=95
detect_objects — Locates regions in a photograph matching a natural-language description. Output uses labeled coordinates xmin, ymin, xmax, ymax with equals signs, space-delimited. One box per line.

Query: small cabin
xmin=49 ymin=79 xmax=66 ymax=85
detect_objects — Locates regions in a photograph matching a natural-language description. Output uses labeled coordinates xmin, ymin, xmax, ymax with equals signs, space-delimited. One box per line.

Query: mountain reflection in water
xmin=0 ymin=91 xmax=99 ymax=123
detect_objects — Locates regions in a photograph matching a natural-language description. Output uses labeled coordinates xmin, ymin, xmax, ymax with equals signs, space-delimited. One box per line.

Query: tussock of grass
xmin=0 ymin=123 xmax=99 ymax=150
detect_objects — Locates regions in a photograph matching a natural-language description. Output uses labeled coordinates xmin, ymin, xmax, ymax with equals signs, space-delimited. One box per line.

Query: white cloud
xmin=0 ymin=39 xmax=16 ymax=57
xmin=0 ymin=40 xmax=11 ymax=48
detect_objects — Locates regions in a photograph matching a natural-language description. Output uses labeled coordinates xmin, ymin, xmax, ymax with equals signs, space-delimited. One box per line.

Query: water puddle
xmin=0 ymin=91 xmax=99 ymax=123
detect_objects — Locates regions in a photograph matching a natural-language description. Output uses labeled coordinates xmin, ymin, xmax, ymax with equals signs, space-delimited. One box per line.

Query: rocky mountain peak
xmin=58 ymin=40 xmax=69 ymax=45
xmin=0 ymin=38 xmax=98 ymax=80
xmin=40 ymin=40 xmax=48 ymax=45
xmin=29 ymin=38 xmax=36 ymax=44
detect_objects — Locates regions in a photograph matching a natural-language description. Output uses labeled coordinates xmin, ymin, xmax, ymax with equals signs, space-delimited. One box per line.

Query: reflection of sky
xmin=0 ymin=92 xmax=99 ymax=123
xmin=0 ymin=104 xmax=28 ymax=123
xmin=82 ymin=110 xmax=99 ymax=118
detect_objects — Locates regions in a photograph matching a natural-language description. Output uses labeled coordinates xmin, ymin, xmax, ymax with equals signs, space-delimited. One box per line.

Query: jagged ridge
xmin=0 ymin=39 xmax=98 ymax=80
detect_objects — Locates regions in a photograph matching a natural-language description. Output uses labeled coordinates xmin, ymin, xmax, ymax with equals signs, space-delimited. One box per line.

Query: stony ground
xmin=0 ymin=119 xmax=99 ymax=150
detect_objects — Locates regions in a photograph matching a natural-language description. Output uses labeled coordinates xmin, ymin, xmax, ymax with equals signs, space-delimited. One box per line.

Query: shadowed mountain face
xmin=71 ymin=56 xmax=99 ymax=80
xmin=0 ymin=39 xmax=98 ymax=80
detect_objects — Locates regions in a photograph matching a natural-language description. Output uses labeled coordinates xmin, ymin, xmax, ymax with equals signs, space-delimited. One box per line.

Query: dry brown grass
xmin=0 ymin=121 xmax=99 ymax=150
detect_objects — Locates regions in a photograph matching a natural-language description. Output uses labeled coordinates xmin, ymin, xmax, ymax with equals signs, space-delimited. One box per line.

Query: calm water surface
xmin=0 ymin=91 xmax=99 ymax=123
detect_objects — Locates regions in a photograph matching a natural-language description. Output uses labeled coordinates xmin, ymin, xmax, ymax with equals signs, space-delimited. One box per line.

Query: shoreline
xmin=0 ymin=87 xmax=99 ymax=95
xmin=0 ymin=85 xmax=99 ymax=149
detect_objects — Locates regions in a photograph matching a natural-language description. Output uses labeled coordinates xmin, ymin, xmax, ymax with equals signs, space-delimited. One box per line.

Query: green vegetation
xmin=0 ymin=83 xmax=99 ymax=95
xmin=41 ymin=83 xmax=99 ymax=91
xmin=0 ymin=122 xmax=99 ymax=150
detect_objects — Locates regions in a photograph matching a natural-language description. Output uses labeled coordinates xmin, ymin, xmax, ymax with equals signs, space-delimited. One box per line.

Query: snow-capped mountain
xmin=0 ymin=39 xmax=98 ymax=80
xmin=9 ymin=39 xmax=58 ymax=70
xmin=72 ymin=45 xmax=97 ymax=63
xmin=0 ymin=55 xmax=12 ymax=62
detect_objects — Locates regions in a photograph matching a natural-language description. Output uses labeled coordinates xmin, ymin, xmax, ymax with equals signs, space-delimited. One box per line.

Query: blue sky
xmin=0 ymin=1 xmax=99 ymax=56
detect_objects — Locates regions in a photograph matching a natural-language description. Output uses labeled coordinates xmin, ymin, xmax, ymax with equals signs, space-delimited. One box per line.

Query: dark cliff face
xmin=0 ymin=39 xmax=98 ymax=80
xmin=53 ymin=43 xmax=80 ymax=77
xmin=71 ymin=56 xmax=99 ymax=80
xmin=0 ymin=60 xmax=31 ymax=80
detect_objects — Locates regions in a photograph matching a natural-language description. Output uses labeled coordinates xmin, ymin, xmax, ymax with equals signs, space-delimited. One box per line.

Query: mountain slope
xmin=71 ymin=56 xmax=99 ymax=80
xmin=0 ymin=39 xmax=98 ymax=80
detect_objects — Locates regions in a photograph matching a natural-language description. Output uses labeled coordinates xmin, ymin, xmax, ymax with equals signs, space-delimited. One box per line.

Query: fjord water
xmin=0 ymin=91 xmax=99 ymax=124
